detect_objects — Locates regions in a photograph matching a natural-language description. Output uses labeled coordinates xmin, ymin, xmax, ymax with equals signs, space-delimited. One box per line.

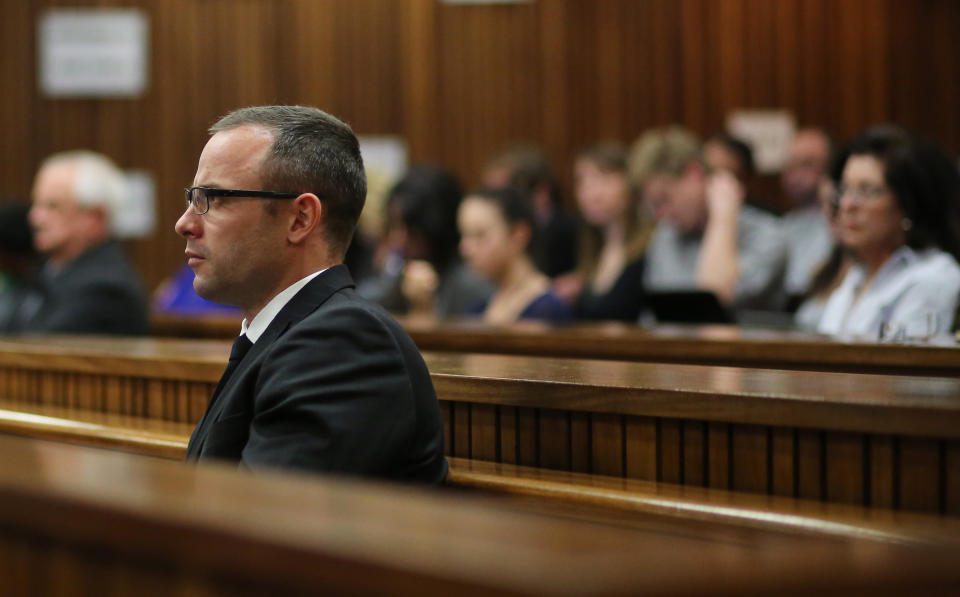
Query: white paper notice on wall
xmin=38 ymin=8 xmax=149 ymax=98
xmin=726 ymin=110 xmax=796 ymax=174
xmin=113 ymin=170 xmax=155 ymax=239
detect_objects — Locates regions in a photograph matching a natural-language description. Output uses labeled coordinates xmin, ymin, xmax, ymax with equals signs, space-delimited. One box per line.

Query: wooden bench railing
xmin=0 ymin=400 xmax=193 ymax=459
xmin=151 ymin=313 xmax=960 ymax=376
xmin=0 ymin=335 xmax=958 ymax=514
xmin=4 ymin=433 xmax=960 ymax=596
xmin=2 ymin=399 xmax=960 ymax=553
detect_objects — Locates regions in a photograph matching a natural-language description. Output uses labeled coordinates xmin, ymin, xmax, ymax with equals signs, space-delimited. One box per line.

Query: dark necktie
xmin=186 ymin=334 xmax=253 ymax=459
xmin=218 ymin=334 xmax=253 ymax=392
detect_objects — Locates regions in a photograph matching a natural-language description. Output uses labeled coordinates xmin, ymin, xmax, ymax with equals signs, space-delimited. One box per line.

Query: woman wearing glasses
xmin=817 ymin=130 xmax=960 ymax=341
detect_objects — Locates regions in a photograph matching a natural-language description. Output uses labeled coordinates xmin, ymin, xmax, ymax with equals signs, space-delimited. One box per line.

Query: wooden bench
xmin=0 ymin=335 xmax=958 ymax=514
xmin=4 ymin=433 xmax=960 ymax=596
xmin=151 ymin=313 xmax=960 ymax=376
xmin=1 ymin=400 xmax=959 ymax=552
xmin=0 ymin=400 xmax=193 ymax=459
xmin=405 ymin=319 xmax=960 ymax=376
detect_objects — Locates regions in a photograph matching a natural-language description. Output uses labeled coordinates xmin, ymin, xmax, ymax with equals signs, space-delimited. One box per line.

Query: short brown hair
xmin=210 ymin=105 xmax=366 ymax=258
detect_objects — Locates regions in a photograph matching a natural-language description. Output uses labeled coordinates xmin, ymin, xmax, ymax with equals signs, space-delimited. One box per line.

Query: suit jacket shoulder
xmin=191 ymin=265 xmax=448 ymax=485
xmin=26 ymin=241 xmax=149 ymax=335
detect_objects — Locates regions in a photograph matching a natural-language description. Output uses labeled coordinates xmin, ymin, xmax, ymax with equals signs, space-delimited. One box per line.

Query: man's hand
xmin=705 ymin=170 xmax=744 ymax=222
xmin=696 ymin=170 xmax=744 ymax=305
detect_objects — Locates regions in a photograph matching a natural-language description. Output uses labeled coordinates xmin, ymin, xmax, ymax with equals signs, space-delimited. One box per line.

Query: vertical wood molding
xmin=1 ymin=0 xmax=956 ymax=291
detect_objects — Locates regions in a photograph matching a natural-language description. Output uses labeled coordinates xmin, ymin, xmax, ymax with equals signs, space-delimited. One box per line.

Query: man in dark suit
xmin=176 ymin=106 xmax=447 ymax=484
xmin=23 ymin=151 xmax=148 ymax=335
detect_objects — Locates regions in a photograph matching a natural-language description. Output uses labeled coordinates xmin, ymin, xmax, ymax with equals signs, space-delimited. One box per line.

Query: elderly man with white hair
xmin=20 ymin=150 xmax=148 ymax=335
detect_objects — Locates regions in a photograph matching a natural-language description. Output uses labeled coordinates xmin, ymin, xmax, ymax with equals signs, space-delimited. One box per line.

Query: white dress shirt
xmin=240 ymin=269 xmax=327 ymax=343
xmin=818 ymin=247 xmax=960 ymax=341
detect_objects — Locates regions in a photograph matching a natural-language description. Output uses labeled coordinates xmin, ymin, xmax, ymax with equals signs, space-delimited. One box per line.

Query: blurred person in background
xmin=458 ymin=186 xmax=573 ymax=324
xmin=556 ymin=142 xmax=650 ymax=321
xmin=358 ymin=165 xmax=492 ymax=319
xmin=704 ymin=133 xmax=756 ymax=188
xmin=780 ymin=128 xmax=834 ymax=301
xmin=817 ymin=130 xmax=960 ymax=340
xmin=483 ymin=145 xmax=578 ymax=278
xmin=793 ymin=146 xmax=854 ymax=330
xmin=21 ymin=151 xmax=148 ymax=335
xmin=0 ymin=202 xmax=40 ymax=332
xmin=630 ymin=127 xmax=787 ymax=312
xmin=153 ymin=264 xmax=241 ymax=316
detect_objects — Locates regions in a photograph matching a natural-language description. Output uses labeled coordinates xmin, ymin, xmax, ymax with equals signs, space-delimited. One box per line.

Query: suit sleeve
xmin=36 ymin=282 xmax=149 ymax=335
xmin=240 ymin=304 xmax=418 ymax=475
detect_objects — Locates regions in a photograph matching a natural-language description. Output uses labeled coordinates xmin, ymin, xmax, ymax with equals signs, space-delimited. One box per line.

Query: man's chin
xmin=192 ymin=279 xmax=220 ymax=303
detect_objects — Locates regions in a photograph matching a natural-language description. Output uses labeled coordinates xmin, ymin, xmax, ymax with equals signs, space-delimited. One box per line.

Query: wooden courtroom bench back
xmin=151 ymin=313 xmax=960 ymax=376
xmin=7 ymin=401 xmax=960 ymax=553
xmin=4 ymin=434 xmax=960 ymax=597
xmin=0 ymin=336 xmax=958 ymax=515
xmin=403 ymin=320 xmax=960 ymax=377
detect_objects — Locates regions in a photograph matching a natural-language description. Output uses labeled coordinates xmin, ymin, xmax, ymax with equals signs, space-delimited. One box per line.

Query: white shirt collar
xmin=239 ymin=269 xmax=327 ymax=343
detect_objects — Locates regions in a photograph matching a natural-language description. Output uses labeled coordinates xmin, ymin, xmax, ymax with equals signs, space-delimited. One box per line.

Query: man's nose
xmin=175 ymin=207 xmax=201 ymax=238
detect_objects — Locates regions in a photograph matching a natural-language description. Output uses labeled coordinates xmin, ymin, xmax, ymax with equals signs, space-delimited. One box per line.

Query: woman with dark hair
xmin=555 ymin=142 xmax=651 ymax=321
xmin=817 ymin=131 xmax=960 ymax=340
xmin=488 ymin=146 xmax=579 ymax=278
xmin=359 ymin=165 xmax=493 ymax=318
xmin=793 ymin=144 xmax=854 ymax=330
xmin=458 ymin=187 xmax=572 ymax=323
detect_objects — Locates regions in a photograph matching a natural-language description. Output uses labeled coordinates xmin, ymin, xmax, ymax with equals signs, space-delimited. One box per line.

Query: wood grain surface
xmin=152 ymin=315 xmax=960 ymax=376
xmin=1 ymin=335 xmax=958 ymax=512
xmin=1 ymin=433 xmax=960 ymax=596
xmin=4 ymin=1 xmax=960 ymax=291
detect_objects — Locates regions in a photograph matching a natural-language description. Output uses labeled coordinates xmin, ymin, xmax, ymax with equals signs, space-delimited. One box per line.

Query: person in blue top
xmin=458 ymin=186 xmax=573 ymax=324
xmin=154 ymin=264 xmax=241 ymax=316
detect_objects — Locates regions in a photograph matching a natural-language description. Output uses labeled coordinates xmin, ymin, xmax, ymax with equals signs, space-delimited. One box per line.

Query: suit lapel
xmin=252 ymin=264 xmax=356 ymax=349
xmin=186 ymin=265 xmax=356 ymax=459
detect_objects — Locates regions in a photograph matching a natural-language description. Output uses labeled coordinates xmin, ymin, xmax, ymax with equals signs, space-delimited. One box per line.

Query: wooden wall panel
xmin=732 ymin=424 xmax=769 ymax=494
xmin=771 ymin=427 xmax=796 ymax=497
xmin=707 ymin=422 xmax=731 ymax=490
xmin=898 ymin=438 xmax=942 ymax=513
xmin=538 ymin=409 xmax=570 ymax=470
xmin=826 ymin=433 xmax=866 ymax=506
xmin=624 ymin=416 xmax=657 ymax=481
xmin=469 ymin=403 xmax=497 ymax=461
xmin=659 ymin=419 xmax=682 ymax=484
xmin=870 ymin=436 xmax=896 ymax=509
xmin=1 ymin=0 xmax=957 ymax=291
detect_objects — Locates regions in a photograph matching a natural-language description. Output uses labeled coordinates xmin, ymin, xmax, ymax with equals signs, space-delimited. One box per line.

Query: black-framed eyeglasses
xmin=184 ymin=186 xmax=301 ymax=215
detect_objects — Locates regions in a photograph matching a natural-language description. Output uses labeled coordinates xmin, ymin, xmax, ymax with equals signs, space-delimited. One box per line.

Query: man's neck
xmin=240 ymin=261 xmax=335 ymax=322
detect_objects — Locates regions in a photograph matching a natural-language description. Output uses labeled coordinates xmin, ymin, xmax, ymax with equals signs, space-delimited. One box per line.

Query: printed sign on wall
xmin=38 ymin=8 xmax=149 ymax=98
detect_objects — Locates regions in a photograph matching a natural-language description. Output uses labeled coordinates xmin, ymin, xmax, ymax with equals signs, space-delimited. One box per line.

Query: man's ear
xmin=84 ymin=206 xmax=110 ymax=236
xmin=288 ymin=193 xmax=322 ymax=244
